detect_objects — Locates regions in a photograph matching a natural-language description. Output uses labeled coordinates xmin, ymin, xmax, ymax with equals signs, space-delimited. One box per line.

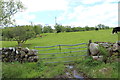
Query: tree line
xmin=54 ymin=24 xmax=110 ymax=33
xmin=1 ymin=24 xmax=110 ymax=46
xmin=33 ymin=23 xmax=110 ymax=34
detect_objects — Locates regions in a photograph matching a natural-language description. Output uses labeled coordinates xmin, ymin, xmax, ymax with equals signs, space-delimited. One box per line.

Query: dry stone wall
xmin=0 ymin=47 xmax=38 ymax=63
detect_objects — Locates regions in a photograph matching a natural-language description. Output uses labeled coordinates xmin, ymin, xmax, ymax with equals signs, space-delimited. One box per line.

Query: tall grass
xmin=2 ymin=62 xmax=44 ymax=78
xmin=76 ymin=56 xmax=118 ymax=78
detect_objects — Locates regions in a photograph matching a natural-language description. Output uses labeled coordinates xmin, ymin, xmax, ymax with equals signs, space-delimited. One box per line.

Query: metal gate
xmin=34 ymin=43 xmax=88 ymax=64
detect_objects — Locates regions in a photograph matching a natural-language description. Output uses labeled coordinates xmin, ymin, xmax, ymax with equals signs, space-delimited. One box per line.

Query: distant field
xmin=2 ymin=29 xmax=117 ymax=48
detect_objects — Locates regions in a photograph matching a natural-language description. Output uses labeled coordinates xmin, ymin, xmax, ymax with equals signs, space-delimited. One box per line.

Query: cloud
xmin=14 ymin=0 xmax=69 ymax=25
xmin=57 ymin=0 xmax=118 ymax=27
xmin=15 ymin=19 xmax=30 ymax=25
xmin=14 ymin=11 xmax=36 ymax=25
xmin=20 ymin=0 xmax=69 ymax=12
xmin=67 ymin=0 xmax=118 ymax=4
xmin=79 ymin=0 xmax=103 ymax=4
xmin=13 ymin=0 xmax=118 ymax=27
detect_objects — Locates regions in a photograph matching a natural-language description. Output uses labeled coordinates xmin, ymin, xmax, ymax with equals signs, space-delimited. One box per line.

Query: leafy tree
xmin=2 ymin=25 xmax=35 ymax=46
xmin=97 ymin=24 xmax=102 ymax=29
xmin=43 ymin=25 xmax=53 ymax=33
xmin=89 ymin=27 xmax=95 ymax=30
xmin=33 ymin=24 xmax=42 ymax=35
xmin=0 ymin=0 xmax=25 ymax=26
xmin=2 ymin=27 xmax=13 ymax=40
xmin=104 ymin=26 xmax=109 ymax=29
xmin=97 ymin=24 xmax=106 ymax=29
xmin=97 ymin=24 xmax=110 ymax=30
xmin=65 ymin=26 xmax=72 ymax=32
xmin=78 ymin=27 xmax=85 ymax=31
xmin=85 ymin=26 xmax=90 ymax=31
xmin=54 ymin=24 xmax=65 ymax=33
xmin=71 ymin=27 xmax=78 ymax=32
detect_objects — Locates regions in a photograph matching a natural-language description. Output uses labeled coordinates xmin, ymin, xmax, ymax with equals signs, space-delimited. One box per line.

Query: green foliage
xmin=54 ymin=24 xmax=65 ymax=33
xmin=2 ymin=25 xmax=35 ymax=46
xmin=2 ymin=62 xmax=45 ymax=78
xmin=99 ymin=45 xmax=109 ymax=63
xmin=0 ymin=0 xmax=25 ymax=26
xmin=85 ymin=26 xmax=90 ymax=31
xmin=99 ymin=46 xmax=108 ymax=56
xmin=43 ymin=25 xmax=53 ymax=33
xmin=65 ymin=26 xmax=72 ymax=32
xmin=53 ymin=24 xmax=109 ymax=33
xmin=96 ymin=24 xmax=109 ymax=30
xmin=33 ymin=25 xmax=42 ymax=35
xmin=118 ymin=33 xmax=120 ymax=41
xmin=71 ymin=27 xmax=85 ymax=32
xmin=83 ymin=56 xmax=103 ymax=67
xmin=83 ymin=56 xmax=93 ymax=64
xmin=77 ymin=58 xmax=118 ymax=78
xmin=2 ymin=27 xmax=14 ymax=40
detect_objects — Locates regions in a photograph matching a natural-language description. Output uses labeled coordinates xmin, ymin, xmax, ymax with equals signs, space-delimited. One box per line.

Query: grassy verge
xmin=2 ymin=60 xmax=66 ymax=78
xmin=2 ymin=61 xmax=44 ymax=78
xmin=76 ymin=56 xmax=118 ymax=78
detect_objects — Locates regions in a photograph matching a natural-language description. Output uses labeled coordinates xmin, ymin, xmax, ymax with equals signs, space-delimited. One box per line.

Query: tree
xmin=85 ymin=26 xmax=90 ymax=31
xmin=97 ymin=24 xmax=109 ymax=30
xmin=2 ymin=25 xmax=35 ymax=46
xmin=104 ymin=26 xmax=109 ymax=29
xmin=89 ymin=27 xmax=95 ymax=30
xmin=97 ymin=24 xmax=106 ymax=29
xmin=65 ymin=26 xmax=72 ymax=32
xmin=33 ymin=24 xmax=42 ymax=35
xmin=54 ymin=24 xmax=65 ymax=33
xmin=0 ymin=0 xmax=25 ymax=26
xmin=43 ymin=25 xmax=53 ymax=33
xmin=97 ymin=24 xmax=102 ymax=29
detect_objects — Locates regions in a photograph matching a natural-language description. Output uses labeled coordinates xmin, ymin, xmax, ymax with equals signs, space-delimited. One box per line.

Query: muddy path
xmin=55 ymin=64 xmax=91 ymax=80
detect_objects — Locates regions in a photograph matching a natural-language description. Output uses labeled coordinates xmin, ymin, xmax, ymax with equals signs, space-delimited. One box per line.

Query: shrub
xmin=99 ymin=46 xmax=109 ymax=63
xmin=83 ymin=56 xmax=102 ymax=67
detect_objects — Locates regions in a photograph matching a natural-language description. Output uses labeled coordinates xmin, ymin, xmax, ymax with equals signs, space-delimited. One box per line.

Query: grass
xmin=76 ymin=56 xmax=118 ymax=78
xmin=1 ymin=29 xmax=119 ymax=78
xmin=2 ymin=62 xmax=44 ymax=78
xmin=118 ymin=33 xmax=120 ymax=41
xmin=2 ymin=29 xmax=117 ymax=48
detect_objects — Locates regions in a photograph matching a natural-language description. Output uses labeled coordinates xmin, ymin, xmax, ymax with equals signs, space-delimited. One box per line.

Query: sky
xmin=14 ymin=0 xmax=119 ymax=28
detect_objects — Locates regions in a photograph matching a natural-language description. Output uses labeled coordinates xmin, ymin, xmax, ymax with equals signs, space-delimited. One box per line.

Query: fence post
xmin=59 ymin=45 xmax=61 ymax=53
xmin=87 ymin=40 xmax=91 ymax=56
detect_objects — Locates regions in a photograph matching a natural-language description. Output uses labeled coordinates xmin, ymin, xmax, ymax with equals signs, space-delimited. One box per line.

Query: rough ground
xmin=55 ymin=64 xmax=91 ymax=80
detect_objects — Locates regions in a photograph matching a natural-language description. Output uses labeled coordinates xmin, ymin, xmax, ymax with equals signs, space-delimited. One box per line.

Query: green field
xmin=2 ymin=29 xmax=117 ymax=47
xmin=1 ymin=29 xmax=119 ymax=78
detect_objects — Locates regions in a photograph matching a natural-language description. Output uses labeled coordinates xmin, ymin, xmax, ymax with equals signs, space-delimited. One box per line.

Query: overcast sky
xmin=14 ymin=0 xmax=119 ymax=27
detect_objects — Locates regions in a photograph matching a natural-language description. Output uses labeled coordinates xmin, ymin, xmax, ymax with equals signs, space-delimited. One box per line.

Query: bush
xmin=83 ymin=56 xmax=102 ymax=67
xmin=99 ymin=46 xmax=109 ymax=63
